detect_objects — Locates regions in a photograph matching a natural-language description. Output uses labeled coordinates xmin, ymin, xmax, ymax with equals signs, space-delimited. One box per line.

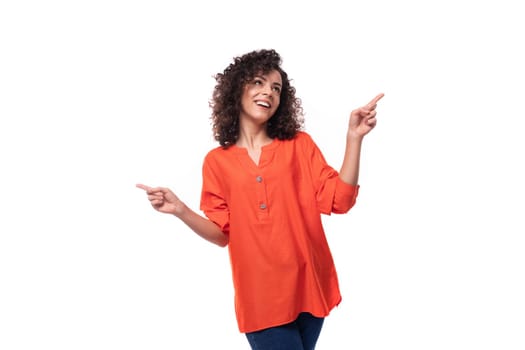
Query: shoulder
xmin=283 ymin=130 xmax=313 ymax=144
xmin=205 ymin=144 xmax=232 ymax=158
xmin=203 ymin=144 xmax=236 ymax=166
xmin=291 ymin=130 xmax=316 ymax=148
xmin=276 ymin=131 xmax=319 ymax=158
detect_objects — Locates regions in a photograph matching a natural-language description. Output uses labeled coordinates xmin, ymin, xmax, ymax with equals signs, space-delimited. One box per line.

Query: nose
xmin=262 ymin=83 xmax=273 ymax=96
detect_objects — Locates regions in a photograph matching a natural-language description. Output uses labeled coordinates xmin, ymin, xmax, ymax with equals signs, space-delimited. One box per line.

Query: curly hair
xmin=209 ymin=49 xmax=304 ymax=147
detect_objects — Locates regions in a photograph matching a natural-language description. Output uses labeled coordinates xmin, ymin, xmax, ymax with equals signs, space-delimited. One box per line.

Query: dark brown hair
xmin=209 ymin=49 xmax=304 ymax=147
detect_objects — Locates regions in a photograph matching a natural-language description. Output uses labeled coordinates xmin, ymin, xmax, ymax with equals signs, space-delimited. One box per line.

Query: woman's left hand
xmin=348 ymin=93 xmax=384 ymax=138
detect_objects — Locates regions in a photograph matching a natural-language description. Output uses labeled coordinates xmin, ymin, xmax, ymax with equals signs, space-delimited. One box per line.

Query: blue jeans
xmin=245 ymin=312 xmax=324 ymax=350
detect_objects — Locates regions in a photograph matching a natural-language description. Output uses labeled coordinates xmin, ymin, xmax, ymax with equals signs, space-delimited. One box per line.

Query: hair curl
xmin=209 ymin=49 xmax=304 ymax=147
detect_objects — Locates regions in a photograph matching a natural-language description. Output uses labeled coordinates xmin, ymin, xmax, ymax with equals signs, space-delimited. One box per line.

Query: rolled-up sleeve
xmin=200 ymin=157 xmax=230 ymax=234
xmin=302 ymin=133 xmax=360 ymax=215
xmin=332 ymin=178 xmax=359 ymax=214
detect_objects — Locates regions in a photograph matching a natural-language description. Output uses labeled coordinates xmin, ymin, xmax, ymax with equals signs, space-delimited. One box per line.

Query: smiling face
xmin=239 ymin=69 xmax=282 ymax=127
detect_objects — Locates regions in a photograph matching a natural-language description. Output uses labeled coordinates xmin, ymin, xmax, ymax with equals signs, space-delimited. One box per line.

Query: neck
xmin=236 ymin=124 xmax=272 ymax=150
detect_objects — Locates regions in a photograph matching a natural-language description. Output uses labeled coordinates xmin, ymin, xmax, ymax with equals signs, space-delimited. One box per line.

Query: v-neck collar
xmin=232 ymin=138 xmax=280 ymax=169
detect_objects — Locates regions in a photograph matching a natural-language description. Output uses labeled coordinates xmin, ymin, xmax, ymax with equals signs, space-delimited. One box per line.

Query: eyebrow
xmin=255 ymin=75 xmax=282 ymax=87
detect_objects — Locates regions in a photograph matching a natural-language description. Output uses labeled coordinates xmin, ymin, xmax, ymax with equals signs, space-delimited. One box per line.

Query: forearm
xmin=175 ymin=205 xmax=229 ymax=247
xmin=339 ymin=135 xmax=363 ymax=185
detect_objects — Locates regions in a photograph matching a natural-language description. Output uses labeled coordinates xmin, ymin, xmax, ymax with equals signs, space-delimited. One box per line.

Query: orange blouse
xmin=200 ymin=131 xmax=359 ymax=333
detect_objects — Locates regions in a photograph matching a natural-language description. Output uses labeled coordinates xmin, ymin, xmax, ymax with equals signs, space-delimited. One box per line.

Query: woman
xmin=137 ymin=49 xmax=383 ymax=349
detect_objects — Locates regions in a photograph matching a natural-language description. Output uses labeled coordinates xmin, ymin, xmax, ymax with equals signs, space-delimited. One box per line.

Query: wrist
xmin=172 ymin=202 xmax=189 ymax=218
xmin=346 ymin=132 xmax=364 ymax=143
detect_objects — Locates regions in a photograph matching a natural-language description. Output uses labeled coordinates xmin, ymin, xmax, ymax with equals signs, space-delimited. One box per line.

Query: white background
xmin=1 ymin=1 xmax=524 ymax=349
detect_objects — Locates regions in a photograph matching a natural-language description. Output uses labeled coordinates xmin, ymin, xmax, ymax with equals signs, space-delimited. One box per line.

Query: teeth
xmin=256 ymin=101 xmax=270 ymax=108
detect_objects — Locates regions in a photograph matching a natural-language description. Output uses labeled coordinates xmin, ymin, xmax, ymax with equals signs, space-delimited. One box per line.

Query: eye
xmin=272 ymin=86 xmax=281 ymax=93
xmin=253 ymin=79 xmax=263 ymax=85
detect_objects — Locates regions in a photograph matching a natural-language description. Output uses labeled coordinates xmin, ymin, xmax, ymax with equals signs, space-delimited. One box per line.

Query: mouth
xmin=255 ymin=100 xmax=271 ymax=109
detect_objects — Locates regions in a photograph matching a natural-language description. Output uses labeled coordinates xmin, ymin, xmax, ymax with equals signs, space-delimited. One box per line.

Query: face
xmin=239 ymin=69 xmax=282 ymax=126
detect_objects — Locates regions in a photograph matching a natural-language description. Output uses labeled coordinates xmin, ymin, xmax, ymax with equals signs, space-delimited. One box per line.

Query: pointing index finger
xmin=136 ymin=183 xmax=152 ymax=192
xmin=366 ymin=93 xmax=385 ymax=108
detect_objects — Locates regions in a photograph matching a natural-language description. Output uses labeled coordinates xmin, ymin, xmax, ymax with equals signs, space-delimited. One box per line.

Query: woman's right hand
xmin=136 ymin=183 xmax=228 ymax=247
xmin=136 ymin=183 xmax=186 ymax=216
